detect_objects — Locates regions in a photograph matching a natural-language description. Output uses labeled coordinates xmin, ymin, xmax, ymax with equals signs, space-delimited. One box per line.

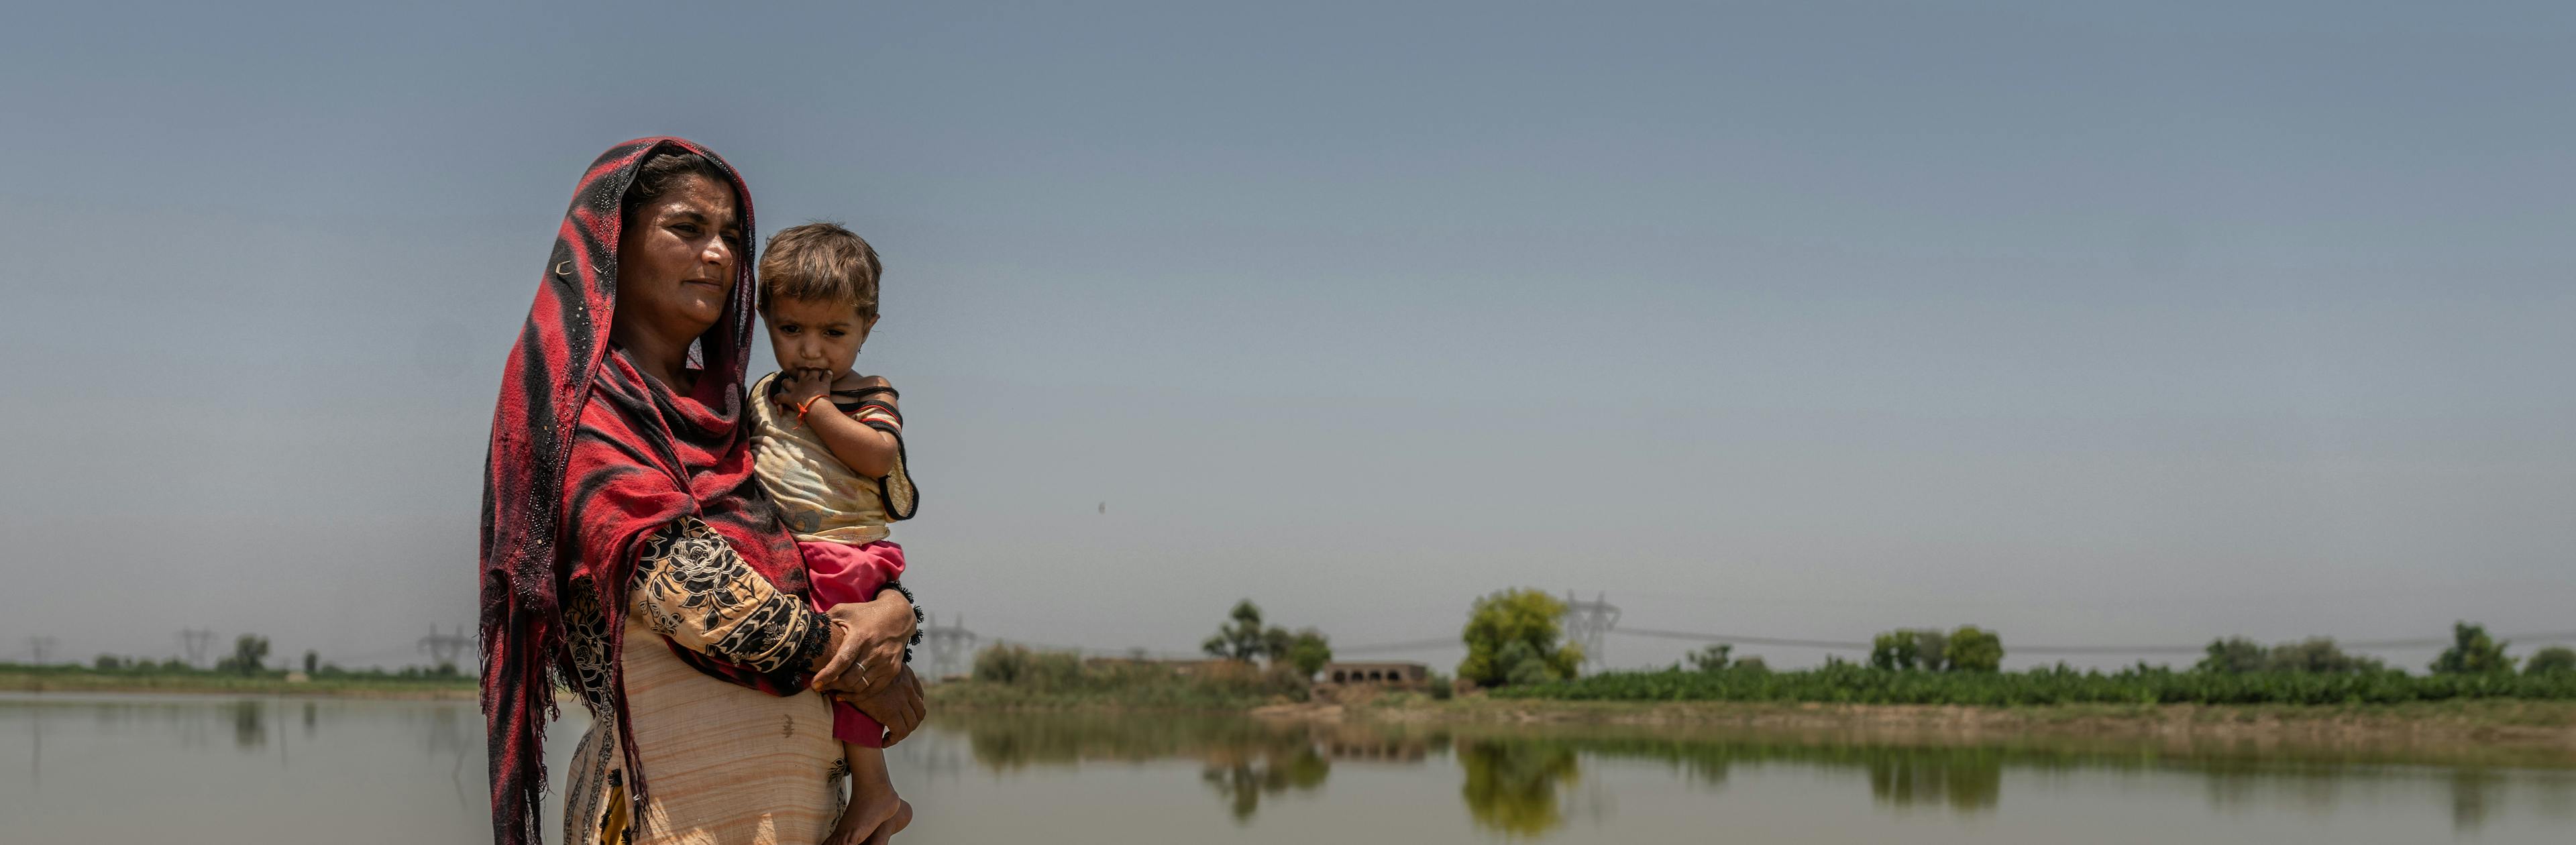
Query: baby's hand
xmin=776 ymin=368 xmax=840 ymax=415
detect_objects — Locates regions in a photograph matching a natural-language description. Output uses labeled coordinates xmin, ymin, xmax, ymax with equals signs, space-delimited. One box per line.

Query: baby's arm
xmin=777 ymin=369 xmax=902 ymax=478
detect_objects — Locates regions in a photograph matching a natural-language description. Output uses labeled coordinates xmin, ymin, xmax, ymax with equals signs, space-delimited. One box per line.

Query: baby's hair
xmin=759 ymin=221 xmax=883 ymax=319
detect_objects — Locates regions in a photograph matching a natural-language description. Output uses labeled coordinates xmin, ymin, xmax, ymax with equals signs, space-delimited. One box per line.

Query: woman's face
xmin=616 ymin=173 xmax=743 ymax=346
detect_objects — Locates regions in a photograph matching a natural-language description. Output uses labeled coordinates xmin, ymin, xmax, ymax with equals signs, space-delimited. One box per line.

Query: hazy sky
xmin=3 ymin=2 xmax=2570 ymax=674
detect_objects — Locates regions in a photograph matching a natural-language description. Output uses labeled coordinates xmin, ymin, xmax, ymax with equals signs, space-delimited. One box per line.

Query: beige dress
xmin=747 ymin=372 xmax=917 ymax=545
xmin=561 ymin=519 xmax=846 ymax=845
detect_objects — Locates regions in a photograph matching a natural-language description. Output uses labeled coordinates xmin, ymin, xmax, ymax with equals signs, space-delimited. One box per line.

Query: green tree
xmin=2197 ymin=636 xmax=2385 ymax=674
xmin=1912 ymin=630 xmax=1950 ymax=671
xmin=1261 ymin=627 xmax=1295 ymax=663
xmin=1686 ymin=644 xmax=1735 ymax=672
xmin=2196 ymin=637 xmax=2269 ymax=674
xmin=1870 ymin=632 xmax=1921 ymax=671
xmin=1943 ymin=626 xmax=2002 ymax=673
xmin=1202 ymin=600 xmax=1289 ymax=663
xmin=2264 ymin=637 xmax=2383 ymax=673
xmin=1456 ymin=588 xmax=1582 ymax=687
xmin=2431 ymin=622 xmax=2514 ymax=675
xmin=2526 ymin=646 xmax=2576 ymax=675
xmin=303 ymin=651 xmax=319 ymax=675
xmin=93 ymin=654 xmax=123 ymax=672
xmin=973 ymin=642 xmax=1032 ymax=684
xmin=1284 ymin=628 xmax=1332 ymax=677
xmin=1497 ymin=641 xmax=1556 ymax=686
xmin=214 ymin=634 xmax=270 ymax=676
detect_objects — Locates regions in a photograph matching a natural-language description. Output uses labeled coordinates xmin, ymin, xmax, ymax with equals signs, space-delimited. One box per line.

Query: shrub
xmin=974 ymin=642 xmax=1034 ymax=684
xmin=2265 ymin=638 xmax=2384 ymax=673
xmin=2432 ymin=622 xmax=2514 ymax=675
xmin=1913 ymin=630 xmax=1949 ymax=671
xmin=1285 ymin=629 xmax=1332 ymax=677
xmin=2197 ymin=637 xmax=2269 ymax=674
xmin=1869 ymin=632 xmax=1919 ymax=671
xmin=2200 ymin=636 xmax=2385 ymax=674
xmin=2526 ymin=646 xmax=2575 ymax=676
xmin=1456 ymin=588 xmax=1582 ymax=687
xmin=1687 ymin=644 xmax=1735 ymax=673
xmin=1945 ymin=627 xmax=2003 ymax=673
xmin=961 ymin=642 xmax=1312 ymax=708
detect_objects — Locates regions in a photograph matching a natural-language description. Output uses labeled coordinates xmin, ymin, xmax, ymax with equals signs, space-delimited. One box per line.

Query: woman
xmin=480 ymin=137 xmax=926 ymax=845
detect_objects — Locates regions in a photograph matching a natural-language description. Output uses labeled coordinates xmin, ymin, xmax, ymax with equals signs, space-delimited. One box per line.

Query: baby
xmin=747 ymin=222 xmax=920 ymax=845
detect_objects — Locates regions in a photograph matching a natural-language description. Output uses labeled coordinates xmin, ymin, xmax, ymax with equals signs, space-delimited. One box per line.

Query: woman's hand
xmin=849 ymin=667 xmax=926 ymax=746
xmin=810 ymin=592 xmax=915 ymax=696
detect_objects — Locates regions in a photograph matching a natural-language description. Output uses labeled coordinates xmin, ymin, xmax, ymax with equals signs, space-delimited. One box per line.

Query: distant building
xmin=1322 ymin=661 xmax=1428 ymax=686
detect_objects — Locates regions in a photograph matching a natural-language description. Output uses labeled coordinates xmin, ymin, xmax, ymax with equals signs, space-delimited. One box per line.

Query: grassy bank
xmin=1370 ymin=693 xmax=2576 ymax=730
xmin=934 ymin=645 xmax=1313 ymax=711
xmin=0 ymin=665 xmax=476 ymax=699
xmin=1294 ymin=692 xmax=2576 ymax=751
xmin=931 ymin=679 xmax=2576 ymax=749
xmin=1499 ymin=664 xmax=2576 ymax=706
xmin=928 ymin=665 xmax=1308 ymax=712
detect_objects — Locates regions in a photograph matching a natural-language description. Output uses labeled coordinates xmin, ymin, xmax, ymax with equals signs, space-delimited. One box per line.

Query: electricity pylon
xmin=1563 ymin=591 xmax=1621 ymax=673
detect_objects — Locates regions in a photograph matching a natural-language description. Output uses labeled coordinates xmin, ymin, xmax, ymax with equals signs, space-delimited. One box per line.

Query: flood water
xmin=4 ymin=692 xmax=2573 ymax=844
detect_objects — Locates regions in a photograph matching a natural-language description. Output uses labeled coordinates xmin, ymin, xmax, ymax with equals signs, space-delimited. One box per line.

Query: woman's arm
xmin=629 ymin=520 xmax=829 ymax=675
xmin=629 ymin=519 xmax=915 ymax=693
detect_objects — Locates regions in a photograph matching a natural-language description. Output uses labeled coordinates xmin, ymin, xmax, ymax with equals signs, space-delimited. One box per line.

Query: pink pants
xmin=801 ymin=539 xmax=906 ymax=748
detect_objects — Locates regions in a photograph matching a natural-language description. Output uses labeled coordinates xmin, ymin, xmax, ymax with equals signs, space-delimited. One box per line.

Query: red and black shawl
xmin=479 ymin=137 xmax=810 ymax=845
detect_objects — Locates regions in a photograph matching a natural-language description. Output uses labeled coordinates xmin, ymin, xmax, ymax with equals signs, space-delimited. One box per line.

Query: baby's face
xmin=763 ymin=296 xmax=873 ymax=376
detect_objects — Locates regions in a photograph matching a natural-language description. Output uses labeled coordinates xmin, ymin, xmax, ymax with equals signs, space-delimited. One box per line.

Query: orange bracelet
xmin=795 ymin=394 xmax=829 ymax=424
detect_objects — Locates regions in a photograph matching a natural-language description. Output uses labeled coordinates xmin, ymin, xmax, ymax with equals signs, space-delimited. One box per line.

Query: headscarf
xmin=479 ymin=137 xmax=808 ymax=845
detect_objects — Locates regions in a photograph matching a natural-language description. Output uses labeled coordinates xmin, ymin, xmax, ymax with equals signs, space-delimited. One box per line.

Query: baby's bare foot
xmin=832 ymin=791 xmax=902 ymax=845
xmin=861 ymin=799 xmax=912 ymax=844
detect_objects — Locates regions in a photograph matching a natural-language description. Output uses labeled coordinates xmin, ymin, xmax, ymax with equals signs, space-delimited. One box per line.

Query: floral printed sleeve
xmin=627 ymin=518 xmax=830 ymax=675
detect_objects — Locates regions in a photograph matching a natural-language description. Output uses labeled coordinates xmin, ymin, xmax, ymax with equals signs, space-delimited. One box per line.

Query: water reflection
xmin=1200 ymin=740 xmax=1330 ymax=822
xmin=230 ymin=699 xmax=264 ymax=748
xmin=930 ymin=712 xmax=2576 ymax=838
xmin=1457 ymin=740 xmax=1580 ymax=836
xmin=1864 ymin=750 xmax=2000 ymax=812
xmin=7 ymin=695 xmax=2575 ymax=844
xmin=3 ymin=693 xmax=572 ymax=844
